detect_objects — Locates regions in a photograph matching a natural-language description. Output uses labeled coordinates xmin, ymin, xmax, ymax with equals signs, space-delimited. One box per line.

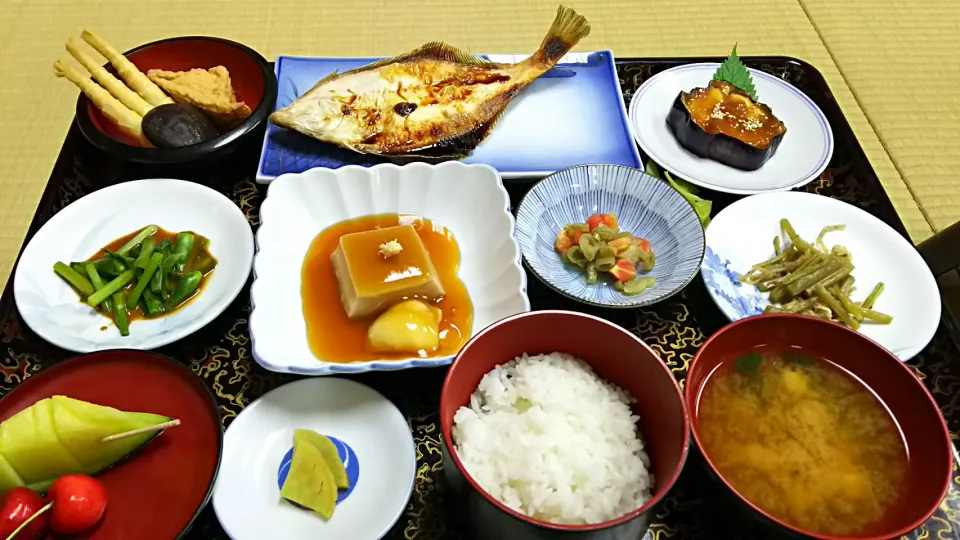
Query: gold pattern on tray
xmin=2 ymin=60 xmax=960 ymax=540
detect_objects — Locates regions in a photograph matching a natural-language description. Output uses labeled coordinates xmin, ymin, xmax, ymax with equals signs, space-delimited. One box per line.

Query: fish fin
xmin=302 ymin=69 xmax=341 ymax=95
xmin=528 ymin=5 xmax=591 ymax=67
xmin=361 ymin=41 xmax=490 ymax=69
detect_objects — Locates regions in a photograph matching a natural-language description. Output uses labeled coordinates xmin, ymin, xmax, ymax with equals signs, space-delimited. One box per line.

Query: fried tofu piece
xmin=146 ymin=66 xmax=251 ymax=128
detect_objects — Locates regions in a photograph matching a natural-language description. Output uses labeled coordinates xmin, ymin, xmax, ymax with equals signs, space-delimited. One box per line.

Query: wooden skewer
xmin=101 ymin=419 xmax=180 ymax=442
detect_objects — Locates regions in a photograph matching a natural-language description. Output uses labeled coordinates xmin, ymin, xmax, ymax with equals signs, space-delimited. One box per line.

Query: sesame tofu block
xmin=331 ymin=224 xmax=445 ymax=319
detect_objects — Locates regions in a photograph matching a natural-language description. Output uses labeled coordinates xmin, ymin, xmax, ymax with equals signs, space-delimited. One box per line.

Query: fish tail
xmin=528 ymin=5 xmax=591 ymax=68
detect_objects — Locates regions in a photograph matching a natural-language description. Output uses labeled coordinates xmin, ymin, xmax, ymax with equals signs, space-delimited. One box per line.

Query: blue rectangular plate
xmin=255 ymin=50 xmax=642 ymax=182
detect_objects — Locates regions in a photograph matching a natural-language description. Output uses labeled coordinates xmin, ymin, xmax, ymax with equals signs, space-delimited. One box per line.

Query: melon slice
xmin=0 ymin=451 xmax=24 ymax=494
xmin=0 ymin=396 xmax=172 ymax=495
xmin=280 ymin=438 xmax=338 ymax=519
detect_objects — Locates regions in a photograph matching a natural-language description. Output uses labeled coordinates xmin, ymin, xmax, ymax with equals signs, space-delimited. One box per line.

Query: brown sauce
xmin=86 ymin=226 xmax=217 ymax=322
xmin=682 ymin=80 xmax=786 ymax=149
xmin=301 ymin=214 xmax=473 ymax=363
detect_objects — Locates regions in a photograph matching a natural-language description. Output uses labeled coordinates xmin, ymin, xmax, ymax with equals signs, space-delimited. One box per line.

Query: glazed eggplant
xmin=667 ymin=80 xmax=786 ymax=171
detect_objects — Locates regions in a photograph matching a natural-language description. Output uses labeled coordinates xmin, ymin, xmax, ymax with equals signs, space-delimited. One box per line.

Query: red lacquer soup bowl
xmin=440 ymin=310 xmax=690 ymax=540
xmin=0 ymin=349 xmax=223 ymax=539
xmin=686 ymin=313 xmax=952 ymax=540
xmin=74 ymin=36 xmax=277 ymax=165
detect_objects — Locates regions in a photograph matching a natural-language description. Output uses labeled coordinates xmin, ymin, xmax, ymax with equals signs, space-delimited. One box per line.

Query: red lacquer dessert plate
xmin=0 ymin=349 xmax=222 ymax=539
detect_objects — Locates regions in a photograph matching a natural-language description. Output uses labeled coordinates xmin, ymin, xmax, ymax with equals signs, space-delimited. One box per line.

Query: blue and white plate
xmin=255 ymin=51 xmax=641 ymax=182
xmin=515 ymin=164 xmax=705 ymax=308
xmin=629 ymin=63 xmax=834 ymax=195
xmin=212 ymin=378 xmax=416 ymax=540
xmin=703 ymin=192 xmax=940 ymax=361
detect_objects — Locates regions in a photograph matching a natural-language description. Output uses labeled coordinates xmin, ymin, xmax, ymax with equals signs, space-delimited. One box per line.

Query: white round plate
xmin=213 ymin=378 xmax=416 ymax=540
xmin=629 ymin=63 xmax=834 ymax=195
xmin=12 ymin=179 xmax=254 ymax=352
xmin=701 ymin=192 xmax=940 ymax=361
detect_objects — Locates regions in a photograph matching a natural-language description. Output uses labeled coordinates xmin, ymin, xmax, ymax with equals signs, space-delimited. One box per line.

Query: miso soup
xmin=696 ymin=347 xmax=908 ymax=536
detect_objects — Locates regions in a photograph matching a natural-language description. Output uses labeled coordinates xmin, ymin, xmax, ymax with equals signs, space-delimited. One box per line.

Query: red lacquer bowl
xmin=0 ymin=350 xmax=223 ymax=539
xmin=686 ymin=313 xmax=952 ymax=540
xmin=74 ymin=36 xmax=277 ymax=165
xmin=440 ymin=310 xmax=690 ymax=540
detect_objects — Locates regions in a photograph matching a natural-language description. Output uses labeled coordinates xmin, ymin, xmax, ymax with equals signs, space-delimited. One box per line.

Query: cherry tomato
xmin=635 ymin=238 xmax=651 ymax=253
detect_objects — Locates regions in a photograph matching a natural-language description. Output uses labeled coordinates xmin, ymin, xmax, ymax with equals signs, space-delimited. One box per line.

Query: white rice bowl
xmin=451 ymin=352 xmax=654 ymax=525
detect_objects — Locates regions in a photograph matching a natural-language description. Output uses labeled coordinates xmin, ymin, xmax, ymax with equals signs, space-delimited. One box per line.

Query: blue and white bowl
xmin=515 ymin=164 xmax=705 ymax=308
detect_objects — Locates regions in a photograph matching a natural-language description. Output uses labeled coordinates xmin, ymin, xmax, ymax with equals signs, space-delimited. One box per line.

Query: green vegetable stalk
xmin=645 ymin=161 xmax=712 ymax=227
xmin=53 ymin=262 xmax=95 ymax=296
xmin=167 ymin=271 xmax=203 ymax=308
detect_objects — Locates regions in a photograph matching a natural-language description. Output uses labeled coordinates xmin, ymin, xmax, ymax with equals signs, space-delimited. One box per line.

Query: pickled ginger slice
xmin=294 ymin=429 xmax=349 ymax=489
xmin=280 ymin=437 xmax=338 ymax=519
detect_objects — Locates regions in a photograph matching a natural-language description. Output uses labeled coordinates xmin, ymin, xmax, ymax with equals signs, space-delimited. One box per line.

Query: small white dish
xmin=12 ymin=179 xmax=254 ymax=353
xmin=250 ymin=161 xmax=530 ymax=375
xmin=629 ymin=63 xmax=834 ymax=195
xmin=212 ymin=378 xmax=416 ymax=540
xmin=702 ymin=192 xmax=940 ymax=361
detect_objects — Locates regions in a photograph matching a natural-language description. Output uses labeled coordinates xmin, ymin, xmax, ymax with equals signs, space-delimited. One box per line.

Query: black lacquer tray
xmin=1 ymin=56 xmax=958 ymax=540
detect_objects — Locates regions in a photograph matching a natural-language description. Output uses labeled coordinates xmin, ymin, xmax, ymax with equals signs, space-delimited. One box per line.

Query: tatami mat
xmin=0 ymin=0 xmax=935 ymax=291
xmin=800 ymin=0 xmax=960 ymax=236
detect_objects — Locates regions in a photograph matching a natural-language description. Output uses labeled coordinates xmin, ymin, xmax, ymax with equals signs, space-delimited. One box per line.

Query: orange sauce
xmin=301 ymin=214 xmax=473 ymax=363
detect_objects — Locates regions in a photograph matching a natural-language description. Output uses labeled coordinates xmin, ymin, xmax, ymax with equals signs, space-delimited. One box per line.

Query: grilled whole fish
xmin=269 ymin=5 xmax=590 ymax=158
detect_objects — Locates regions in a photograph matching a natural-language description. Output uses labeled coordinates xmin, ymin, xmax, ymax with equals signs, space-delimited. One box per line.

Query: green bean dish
xmin=738 ymin=218 xmax=892 ymax=330
xmin=52 ymin=225 xmax=218 ymax=337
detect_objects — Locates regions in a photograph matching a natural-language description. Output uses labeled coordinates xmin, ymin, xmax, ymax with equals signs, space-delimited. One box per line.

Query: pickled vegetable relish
xmin=554 ymin=213 xmax=656 ymax=296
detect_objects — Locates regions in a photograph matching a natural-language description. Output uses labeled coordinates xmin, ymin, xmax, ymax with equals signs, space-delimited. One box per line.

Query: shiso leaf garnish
xmin=712 ymin=44 xmax=758 ymax=101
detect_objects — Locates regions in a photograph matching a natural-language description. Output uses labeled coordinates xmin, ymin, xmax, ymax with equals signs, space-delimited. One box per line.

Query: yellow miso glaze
xmin=696 ymin=348 xmax=908 ymax=536
xmin=301 ymin=213 xmax=473 ymax=363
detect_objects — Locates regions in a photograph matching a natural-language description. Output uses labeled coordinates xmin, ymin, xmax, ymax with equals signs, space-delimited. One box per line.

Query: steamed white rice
xmin=451 ymin=352 xmax=653 ymax=525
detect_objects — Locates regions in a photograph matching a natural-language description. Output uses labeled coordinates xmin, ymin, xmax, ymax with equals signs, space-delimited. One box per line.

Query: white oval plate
xmin=12 ymin=179 xmax=254 ymax=352
xmin=213 ymin=378 xmax=416 ymax=540
xmin=702 ymin=192 xmax=940 ymax=361
xmin=629 ymin=63 xmax=834 ymax=195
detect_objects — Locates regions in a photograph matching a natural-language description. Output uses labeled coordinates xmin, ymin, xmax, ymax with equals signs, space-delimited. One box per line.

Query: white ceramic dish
xmin=702 ymin=192 xmax=940 ymax=361
xmin=212 ymin=378 xmax=416 ymax=540
xmin=250 ymin=162 xmax=530 ymax=375
xmin=12 ymin=179 xmax=254 ymax=353
xmin=629 ymin=63 xmax=834 ymax=195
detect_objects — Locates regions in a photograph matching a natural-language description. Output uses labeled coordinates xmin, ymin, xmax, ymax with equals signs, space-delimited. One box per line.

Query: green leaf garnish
xmin=783 ymin=352 xmax=814 ymax=366
xmin=645 ymin=161 xmax=712 ymax=228
xmin=735 ymin=353 xmax=763 ymax=373
xmin=712 ymin=44 xmax=758 ymax=101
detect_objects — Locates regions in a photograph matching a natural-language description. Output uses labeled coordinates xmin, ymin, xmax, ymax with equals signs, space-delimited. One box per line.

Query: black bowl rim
xmin=515 ymin=163 xmax=707 ymax=310
xmin=73 ymin=35 xmax=278 ymax=165
xmin=439 ymin=309 xmax=692 ymax=532
xmin=0 ymin=348 xmax=224 ymax=539
xmin=685 ymin=312 xmax=954 ymax=540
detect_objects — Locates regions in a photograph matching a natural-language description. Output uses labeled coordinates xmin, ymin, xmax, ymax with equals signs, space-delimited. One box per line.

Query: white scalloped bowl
xmin=250 ymin=162 xmax=531 ymax=375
